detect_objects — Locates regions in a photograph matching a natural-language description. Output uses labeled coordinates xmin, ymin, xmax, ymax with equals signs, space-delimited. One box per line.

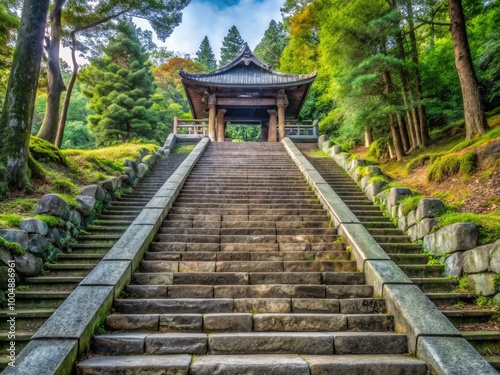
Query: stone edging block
xmin=364 ymin=260 xmax=412 ymax=297
xmin=80 ymin=260 xmax=132 ymax=298
xmin=383 ymin=284 xmax=460 ymax=353
xmin=1 ymin=339 xmax=78 ymax=375
xmin=32 ymin=285 xmax=114 ymax=355
xmin=417 ymin=336 xmax=498 ymax=375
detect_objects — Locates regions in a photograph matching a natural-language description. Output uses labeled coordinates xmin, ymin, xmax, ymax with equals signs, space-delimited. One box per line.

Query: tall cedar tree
xmin=254 ymin=20 xmax=288 ymax=69
xmin=36 ymin=0 xmax=189 ymax=147
xmin=448 ymin=0 xmax=489 ymax=139
xmin=219 ymin=25 xmax=244 ymax=67
xmin=0 ymin=1 xmax=20 ymax=108
xmin=79 ymin=22 xmax=161 ymax=146
xmin=0 ymin=0 xmax=50 ymax=192
xmin=195 ymin=36 xmax=217 ymax=72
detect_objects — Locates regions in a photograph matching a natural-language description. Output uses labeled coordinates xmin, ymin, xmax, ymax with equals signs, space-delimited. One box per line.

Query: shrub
xmin=366 ymin=138 xmax=389 ymax=160
xmin=29 ymin=136 xmax=69 ymax=166
xmin=51 ymin=179 xmax=77 ymax=195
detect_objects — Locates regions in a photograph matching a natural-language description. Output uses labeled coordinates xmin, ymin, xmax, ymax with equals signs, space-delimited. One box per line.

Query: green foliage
xmin=493 ymin=274 xmax=500 ymax=292
xmin=51 ymin=179 xmax=77 ymax=195
xmin=476 ymin=296 xmax=494 ymax=308
xmin=406 ymin=154 xmax=433 ymax=175
xmin=0 ymin=163 xmax=9 ymax=198
xmin=427 ymin=151 xmax=478 ymax=182
xmin=367 ymin=139 xmax=389 ymax=161
xmin=254 ymin=20 xmax=288 ymax=68
xmin=29 ymin=136 xmax=69 ymax=166
xmin=0 ymin=214 xmax=22 ymax=229
xmin=0 ymin=236 xmax=25 ymax=255
xmin=79 ymin=22 xmax=164 ymax=146
xmin=455 ymin=277 xmax=470 ymax=293
xmin=400 ymin=195 xmax=423 ymax=216
xmin=34 ymin=214 xmax=65 ymax=228
xmin=435 ymin=210 xmax=500 ymax=245
xmin=219 ymin=25 xmax=245 ymax=67
xmin=195 ymin=36 xmax=216 ymax=72
xmin=172 ymin=143 xmax=196 ymax=154
xmin=225 ymin=125 xmax=261 ymax=142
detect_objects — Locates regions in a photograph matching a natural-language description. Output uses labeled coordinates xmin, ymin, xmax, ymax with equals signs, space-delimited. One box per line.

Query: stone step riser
xmin=144 ymin=251 xmax=350 ymax=262
xmin=150 ymin=242 xmax=344 ymax=253
xmin=162 ymin=221 xmax=331 ymax=229
xmin=90 ymin=332 xmax=408 ymax=356
xmin=105 ymin=313 xmax=394 ymax=333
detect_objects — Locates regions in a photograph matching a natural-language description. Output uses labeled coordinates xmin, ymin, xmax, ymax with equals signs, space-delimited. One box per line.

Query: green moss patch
xmin=172 ymin=143 xmax=196 ymax=154
xmin=427 ymin=151 xmax=478 ymax=182
xmin=435 ymin=210 xmax=500 ymax=245
xmin=30 ymin=136 xmax=69 ymax=166
xmin=399 ymin=195 xmax=424 ymax=216
xmin=0 ymin=237 xmax=25 ymax=255
xmin=0 ymin=214 xmax=23 ymax=229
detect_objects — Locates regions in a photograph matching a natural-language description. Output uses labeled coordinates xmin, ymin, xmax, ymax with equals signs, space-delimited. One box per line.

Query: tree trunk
xmin=448 ymin=0 xmax=489 ymax=139
xmin=382 ymin=70 xmax=404 ymax=161
xmin=0 ymin=0 xmax=50 ymax=190
xmin=36 ymin=0 xmax=66 ymax=144
xmin=56 ymin=30 xmax=79 ymax=148
xmin=365 ymin=128 xmax=373 ymax=147
xmin=406 ymin=0 xmax=431 ymax=146
xmin=397 ymin=112 xmax=410 ymax=152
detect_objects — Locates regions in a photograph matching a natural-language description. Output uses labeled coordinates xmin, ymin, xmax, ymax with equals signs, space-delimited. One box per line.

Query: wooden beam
xmin=217 ymin=97 xmax=276 ymax=106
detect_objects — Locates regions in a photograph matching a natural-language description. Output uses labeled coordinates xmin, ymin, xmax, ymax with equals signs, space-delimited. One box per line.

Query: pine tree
xmin=254 ymin=20 xmax=288 ymax=68
xmin=219 ymin=25 xmax=244 ymax=67
xmin=195 ymin=36 xmax=216 ymax=72
xmin=79 ymin=22 xmax=163 ymax=146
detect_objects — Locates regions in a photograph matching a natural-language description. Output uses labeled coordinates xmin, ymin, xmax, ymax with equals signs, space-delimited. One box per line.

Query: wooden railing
xmin=173 ymin=117 xmax=318 ymax=138
xmin=173 ymin=117 xmax=208 ymax=135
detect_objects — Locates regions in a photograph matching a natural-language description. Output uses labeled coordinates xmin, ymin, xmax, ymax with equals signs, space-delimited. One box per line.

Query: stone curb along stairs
xmin=4 ymin=136 xmax=496 ymax=375
xmin=281 ymin=138 xmax=497 ymax=375
xmin=1 ymin=138 xmax=210 ymax=375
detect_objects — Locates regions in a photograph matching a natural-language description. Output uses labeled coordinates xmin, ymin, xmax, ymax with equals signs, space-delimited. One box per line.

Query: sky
xmin=140 ymin=0 xmax=283 ymax=62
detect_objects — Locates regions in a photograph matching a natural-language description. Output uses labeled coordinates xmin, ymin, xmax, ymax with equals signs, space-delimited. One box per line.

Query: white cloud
xmin=157 ymin=0 xmax=283 ymax=62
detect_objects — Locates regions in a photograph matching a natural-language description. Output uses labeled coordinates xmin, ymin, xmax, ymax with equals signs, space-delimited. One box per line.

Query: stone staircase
xmin=297 ymin=143 xmax=500 ymax=371
xmin=77 ymin=142 xmax=427 ymax=374
xmin=0 ymin=151 xmax=189 ymax=370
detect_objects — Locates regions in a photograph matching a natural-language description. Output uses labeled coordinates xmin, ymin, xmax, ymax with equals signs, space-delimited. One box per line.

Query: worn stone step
xmin=410 ymin=277 xmax=459 ymax=293
xmin=76 ymin=355 xmax=191 ymax=375
xmin=157 ymin=227 xmax=337 ymax=236
xmin=362 ymin=221 xmax=397 ymax=228
xmin=425 ymin=292 xmax=476 ymax=307
xmin=105 ymin=312 xmax=394 ymax=333
xmin=91 ymin=220 xmax=133 ymax=227
xmin=56 ymin=254 xmax=104 ymax=264
xmin=144 ymin=250 xmax=350 ymax=262
xmin=379 ymin=243 xmax=423 ymax=253
xmin=370 ymin=235 xmax=411 ymax=244
xmin=12 ymin=291 xmax=69 ymax=308
xmin=114 ymin=298 xmax=234 ymax=314
xmin=90 ymin=331 xmax=408 ymax=356
xmin=443 ymin=309 xmax=497 ymax=326
xmin=162 ymin=220 xmax=331 ymax=229
xmin=367 ymin=228 xmax=406 ymax=236
xmin=0 ymin=309 xmax=54 ymax=330
xmin=461 ymin=331 xmax=500 ymax=355
xmin=0 ymin=331 xmax=32 ymax=353
xmin=389 ymin=254 xmax=429 ymax=264
xmin=45 ymin=263 xmax=94 ymax=276
xmin=22 ymin=276 xmax=83 ymax=290
xmin=399 ymin=265 xmax=443 ymax=278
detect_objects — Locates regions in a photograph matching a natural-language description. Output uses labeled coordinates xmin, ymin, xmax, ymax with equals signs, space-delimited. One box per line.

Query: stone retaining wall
xmin=320 ymin=137 xmax=500 ymax=305
xmin=0 ymin=145 xmax=170 ymax=290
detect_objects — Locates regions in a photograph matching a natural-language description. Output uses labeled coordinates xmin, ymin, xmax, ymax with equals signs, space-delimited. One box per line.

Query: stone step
xmin=461 ymin=331 xmax=500 ymax=355
xmin=77 ymin=354 xmax=427 ymax=375
xmin=144 ymin=250 xmax=350 ymax=262
xmin=162 ymin=220 xmax=331 ymax=229
xmin=166 ymin=214 xmax=329 ymax=223
xmin=90 ymin=331 xmax=408 ymax=356
xmin=173 ymin=203 xmax=324 ymax=210
xmin=366 ymin=228 xmax=406 ymax=236
xmin=11 ymin=291 xmax=69 ymax=308
xmin=138 ymin=259 xmax=356 ymax=273
xmin=410 ymin=277 xmax=459 ymax=292
xmin=175 ymin=197 xmax=320 ymax=204
xmin=56 ymin=253 xmax=104 ymax=264
xmin=389 ymin=254 xmax=428 ymax=264
xmin=157 ymin=227 xmax=337 ymax=236
xmin=114 ymin=298 xmax=386 ymax=314
xmin=22 ymin=276 xmax=83 ymax=290
xmin=105 ymin=312 xmax=394 ymax=333
xmin=361 ymin=221 xmax=396 ymax=228
xmin=425 ymin=292 xmax=476 ymax=307
xmin=154 ymin=234 xmax=340 ymax=244
xmin=0 ymin=331 xmax=32 ymax=353
xmin=0 ymin=309 xmax=54 ymax=330
xmin=92 ymin=220 xmax=134 ymax=227
xmin=168 ymin=207 xmax=326 ymax=216
xmin=398 ymin=265 xmax=443 ymax=278
xmin=150 ymin=242 xmax=344 ymax=253
xmin=443 ymin=309 xmax=498 ymax=326
xmin=370 ymin=235 xmax=411 ymax=244
xmin=379 ymin=243 xmax=423 ymax=253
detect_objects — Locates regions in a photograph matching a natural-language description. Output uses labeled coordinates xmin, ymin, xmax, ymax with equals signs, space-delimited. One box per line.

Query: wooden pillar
xmin=217 ymin=109 xmax=227 ymax=142
xmin=267 ymin=110 xmax=277 ymax=142
xmin=208 ymin=94 xmax=217 ymax=141
xmin=193 ymin=123 xmax=199 ymax=135
xmin=277 ymin=93 xmax=288 ymax=141
xmin=173 ymin=116 xmax=178 ymax=134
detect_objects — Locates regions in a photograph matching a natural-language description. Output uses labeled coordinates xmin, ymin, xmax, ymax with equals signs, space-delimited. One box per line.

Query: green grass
xmin=172 ymin=143 xmax=196 ymax=154
xmin=0 ymin=236 xmax=25 ymax=255
xmin=308 ymin=149 xmax=328 ymax=158
xmin=0 ymin=214 xmax=23 ymax=229
xmin=399 ymin=195 xmax=424 ymax=216
xmin=434 ymin=210 xmax=500 ymax=245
